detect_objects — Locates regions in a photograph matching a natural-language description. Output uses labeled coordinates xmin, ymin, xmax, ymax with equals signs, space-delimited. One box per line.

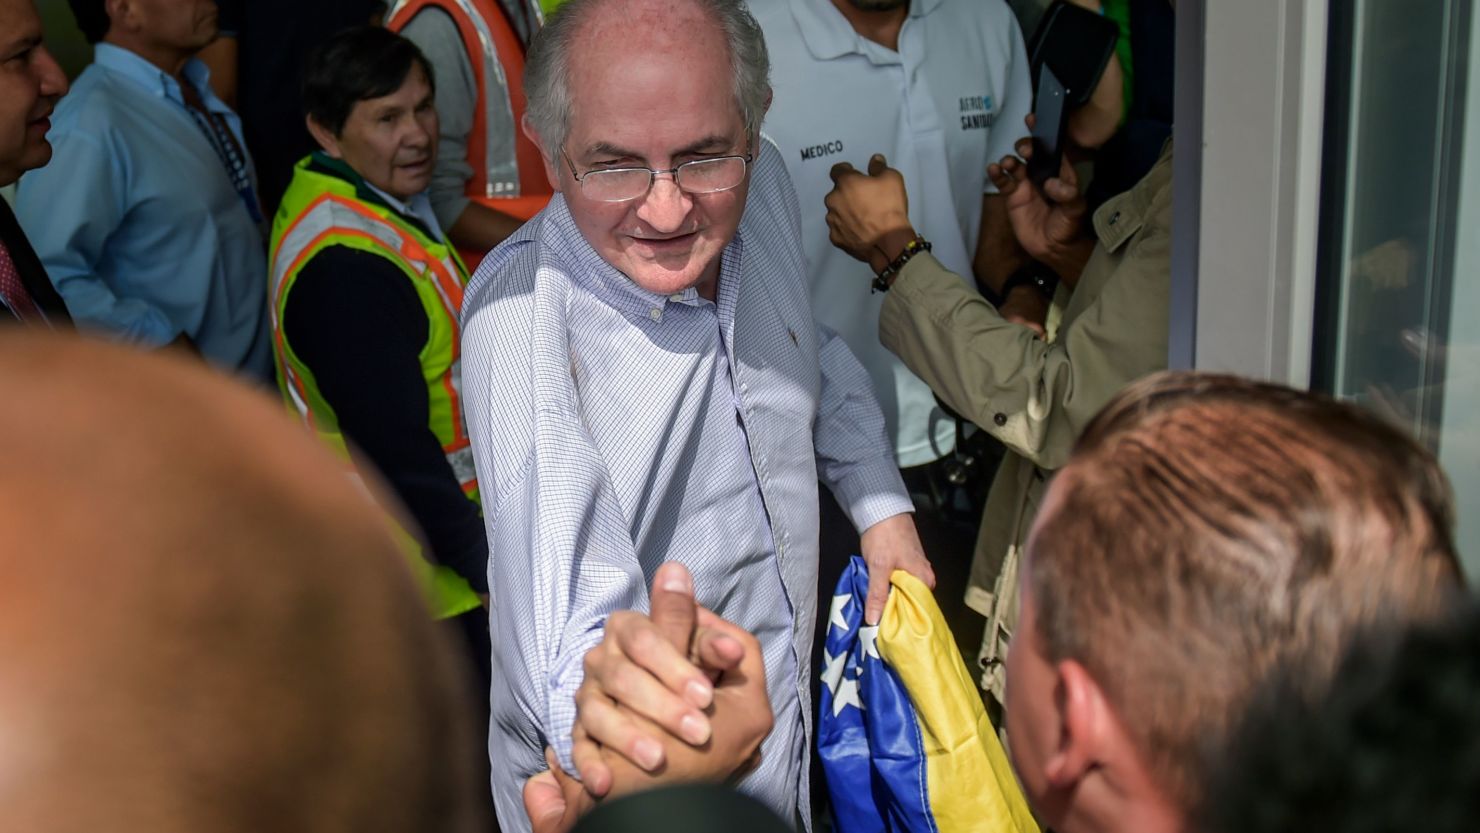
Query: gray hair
xmin=523 ymin=0 xmax=772 ymax=155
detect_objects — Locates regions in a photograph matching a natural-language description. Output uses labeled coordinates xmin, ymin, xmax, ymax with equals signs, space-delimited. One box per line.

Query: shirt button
xmin=740 ymin=383 xmax=749 ymax=394
xmin=649 ymin=308 xmax=662 ymax=321
xmin=993 ymin=413 xmax=1007 ymax=427
xmin=1108 ymin=210 xmax=1121 ymax=226
xmin=669 ymin=293 xmax=684 ymax=302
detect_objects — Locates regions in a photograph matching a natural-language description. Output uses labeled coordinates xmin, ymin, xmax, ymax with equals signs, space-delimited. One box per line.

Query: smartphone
xmin=1027 ymin=65 xmax=1069 ymax=187
xmin=1027 ymin=0 xmax=1120 ymax=108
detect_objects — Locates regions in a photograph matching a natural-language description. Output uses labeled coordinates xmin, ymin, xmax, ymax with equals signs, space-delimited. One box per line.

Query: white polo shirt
xmin=752 ymin=0 xmax=1030 ymax=467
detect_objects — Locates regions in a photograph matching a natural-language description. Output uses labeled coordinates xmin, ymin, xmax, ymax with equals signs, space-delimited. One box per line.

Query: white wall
xmin=1188 ymin=0 xmax=1328 ymax=386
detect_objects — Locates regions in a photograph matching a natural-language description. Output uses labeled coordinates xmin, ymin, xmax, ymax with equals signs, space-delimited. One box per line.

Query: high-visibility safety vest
xmin=269 ymin=154 xmax=483 ymax=620
xmin=387 ymin=0 xmax=552 ymax=222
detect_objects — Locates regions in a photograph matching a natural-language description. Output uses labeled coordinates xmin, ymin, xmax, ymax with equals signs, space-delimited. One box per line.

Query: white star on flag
xmin=858 ymin=624 xmax=881 ymax=660
xmin=829 ymin=673 xmax=863 ymax=716
xmin=827 ymin=593 xmax=851 ymax=633
xmin=820 ymin=647 xmax=847 ymax=693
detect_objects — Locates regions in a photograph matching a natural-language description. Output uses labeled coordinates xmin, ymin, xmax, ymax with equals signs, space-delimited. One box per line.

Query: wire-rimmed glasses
xmin=562 ymin=144 xmax=754 ymax=202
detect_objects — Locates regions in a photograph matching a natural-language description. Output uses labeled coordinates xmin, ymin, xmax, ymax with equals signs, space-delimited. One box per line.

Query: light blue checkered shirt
xmin=461 ymin=141 xmax=912 ymax=831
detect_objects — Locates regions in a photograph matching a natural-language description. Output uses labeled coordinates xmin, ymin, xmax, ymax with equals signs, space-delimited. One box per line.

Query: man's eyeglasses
xmin=562 ymin=144 xmax=754 ymax=203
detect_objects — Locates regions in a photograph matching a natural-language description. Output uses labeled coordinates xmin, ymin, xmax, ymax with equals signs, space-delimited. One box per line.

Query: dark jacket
xmin=0 ymin=196 xmax=70 ymax=326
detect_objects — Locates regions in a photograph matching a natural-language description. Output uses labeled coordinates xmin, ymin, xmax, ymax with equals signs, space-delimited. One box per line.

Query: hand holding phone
xmin=1027 ymin=66 xmax=1070 ymax=187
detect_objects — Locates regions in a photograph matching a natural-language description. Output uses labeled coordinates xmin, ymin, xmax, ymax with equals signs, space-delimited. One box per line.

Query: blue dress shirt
xmin=461 ymin=140 xmax=913 ymax=831
xmin=16 ymin=44 xmax=271 ymax=379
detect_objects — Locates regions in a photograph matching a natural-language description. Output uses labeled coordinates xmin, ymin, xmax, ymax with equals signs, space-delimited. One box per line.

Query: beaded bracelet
xmin=871 ymin=236 xmax=932 ymax=293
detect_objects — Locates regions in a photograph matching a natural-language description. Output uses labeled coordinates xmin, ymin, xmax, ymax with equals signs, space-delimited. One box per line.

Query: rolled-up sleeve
xmin=812 ymin=321 xmax=915 ymax=533
xmin=462 ymin=276 xmax=649 ymax=815
xmin=879 ymin=238 xmax=1169 ymax=472
xmin=485 ymin=441 xmax=646 ymax=775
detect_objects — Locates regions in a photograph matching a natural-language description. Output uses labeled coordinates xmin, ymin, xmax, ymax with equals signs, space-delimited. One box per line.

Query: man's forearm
xmin=879 ymin=252 xmax=1058 ymax=461
xmin=973 ymin=195 xmax=1029 ymax=296
xmin=812 ymin=325 xmax=915 ymax=527
xmin=487 ymin=485 xmax=649 ymax=777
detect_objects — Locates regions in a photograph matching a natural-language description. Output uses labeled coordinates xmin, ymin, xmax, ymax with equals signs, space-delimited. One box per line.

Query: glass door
xmin=1314 ymin=0 xmax=1480 ymax=575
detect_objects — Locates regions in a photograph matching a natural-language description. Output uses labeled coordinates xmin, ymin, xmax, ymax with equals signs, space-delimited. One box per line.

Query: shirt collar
xmin=542 ymin=195 xmax=727 ymax=322
xmin=92 ymin=43 xmax=227 ymax=113
xmin=307 ymin=152 xmax=445 ymax=242
xmin=364 ymin=181 xmax=445 ymax=241
xmin=789 ymin=0 xmax=944 ymax=61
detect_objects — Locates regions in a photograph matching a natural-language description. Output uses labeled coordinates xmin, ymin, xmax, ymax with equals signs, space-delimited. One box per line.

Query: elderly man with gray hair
xmin=459 ymin=0 xmax=934 ymax=828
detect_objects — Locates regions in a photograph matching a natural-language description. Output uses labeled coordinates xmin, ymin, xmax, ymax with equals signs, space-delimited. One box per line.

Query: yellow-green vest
xmin=269 ymin=154 xmax=482 ymax=619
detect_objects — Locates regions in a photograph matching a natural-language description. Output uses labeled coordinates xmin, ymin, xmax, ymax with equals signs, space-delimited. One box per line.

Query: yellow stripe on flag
xmin=876 ymin=570 xmax=1040 ymax=833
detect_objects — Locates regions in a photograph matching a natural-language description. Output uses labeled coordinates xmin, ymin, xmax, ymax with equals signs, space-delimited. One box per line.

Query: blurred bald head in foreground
xmin=0 ymin=333 xmax=484 ymax=833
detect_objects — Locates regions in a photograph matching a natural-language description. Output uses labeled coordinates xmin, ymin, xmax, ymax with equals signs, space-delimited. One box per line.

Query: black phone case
xmin=1028 ymin=67 xmax=1069 ymax=186
xmin=1026 ymin=0 xmax=1120 ymax=109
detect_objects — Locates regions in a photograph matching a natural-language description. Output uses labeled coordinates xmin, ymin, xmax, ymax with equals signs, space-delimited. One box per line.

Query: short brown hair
xmin=1025 ymin=371 xmax=1462 ymax=812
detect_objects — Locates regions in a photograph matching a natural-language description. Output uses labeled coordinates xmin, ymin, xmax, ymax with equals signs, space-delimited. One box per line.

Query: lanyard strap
xmin=180 ymin=84 xmax=265 ymax=226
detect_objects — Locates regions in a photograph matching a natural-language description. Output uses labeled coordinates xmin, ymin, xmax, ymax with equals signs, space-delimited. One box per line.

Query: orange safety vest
xmin=388 ymin=0 xmax=551 ymax=228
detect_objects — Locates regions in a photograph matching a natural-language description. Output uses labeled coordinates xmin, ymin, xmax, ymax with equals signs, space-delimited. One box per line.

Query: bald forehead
xmin=0 ymin=334 xmax=475 ymax=832
xmin=568 ymin=0 xmax=731 ymax=82
xmin=578 ymin=0 xmax=720 ymax=38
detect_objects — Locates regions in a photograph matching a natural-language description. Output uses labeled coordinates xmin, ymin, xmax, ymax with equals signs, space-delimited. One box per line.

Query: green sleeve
xmin=1103 ymin=0 xmax=1135 ymax=127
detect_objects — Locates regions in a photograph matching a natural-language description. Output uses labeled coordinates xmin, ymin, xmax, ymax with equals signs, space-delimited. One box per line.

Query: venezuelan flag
xmin=818 ymin=557 xmax=1039 ymax=833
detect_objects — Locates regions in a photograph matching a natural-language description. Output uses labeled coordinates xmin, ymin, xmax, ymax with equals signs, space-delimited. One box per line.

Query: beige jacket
xmin=878 ymin=143 xmax=1174 ymax=702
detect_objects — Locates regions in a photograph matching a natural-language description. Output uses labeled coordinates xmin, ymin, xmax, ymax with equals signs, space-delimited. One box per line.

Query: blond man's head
xmin=1005 ymin=371 xmax=1462 ymax=833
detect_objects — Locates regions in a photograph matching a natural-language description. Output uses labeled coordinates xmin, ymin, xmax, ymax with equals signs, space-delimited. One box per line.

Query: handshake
xmin=524 ymin=563 xmax=776 ymax=832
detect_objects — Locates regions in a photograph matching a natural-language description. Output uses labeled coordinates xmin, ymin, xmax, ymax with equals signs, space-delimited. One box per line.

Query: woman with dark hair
xmin=269 ymin=25 xmax=496 ymax=820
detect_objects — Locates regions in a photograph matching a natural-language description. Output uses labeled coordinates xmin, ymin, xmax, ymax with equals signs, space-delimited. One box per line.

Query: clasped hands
xmin=823 ymin=115 xmax=1096 ymax=320
xmin=523 ymin=563 xmax=774 ymax=833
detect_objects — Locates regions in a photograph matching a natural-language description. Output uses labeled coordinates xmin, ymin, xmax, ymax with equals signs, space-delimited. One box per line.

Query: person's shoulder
xmin=938 ymin=0 xmax=1018 ymax=27
xmin=460 ymin=211 xmax=556 ymax=384
xmin=396 ymin=4 xmax=461 ymax=42
xmin=284 ymin=246 xmax=421 ymax=335
xmin=298 ymin=244 xmax=412 ymax=295
xmin=737 ymin=139 xmax=807 ymax=294
xmin=464 ymin=218 xmax=544 ymax=316
xmin=458 ymin=214 xmax=552 ymax=489
xmin=744 ymin=137 xmax=802 ymax=227
xmin=48 ymin=66 xmax=128 ymax=134
xmin=930 ymin=0 xmax=1023 ymax=52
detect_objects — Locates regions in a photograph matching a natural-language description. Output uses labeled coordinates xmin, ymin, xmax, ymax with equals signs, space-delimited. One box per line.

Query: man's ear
xmin=522 ymin=115 xmax=562 ymax=193
xmin=305 ymin=116 xmax=342 ymax=159
xmin=104 ymin=0 xmax=134 ymax=35
xmin=1042 ymin=658 xmax=1110 ymax=789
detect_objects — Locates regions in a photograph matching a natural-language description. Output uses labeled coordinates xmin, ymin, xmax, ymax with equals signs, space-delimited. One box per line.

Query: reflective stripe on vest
xmin=269 ymin=187 xmax=475 ymax=495
xmin=388 ymin=0 xmax=549 ymax=199
xmin=269 ymin=163 xmax=482 ymax=620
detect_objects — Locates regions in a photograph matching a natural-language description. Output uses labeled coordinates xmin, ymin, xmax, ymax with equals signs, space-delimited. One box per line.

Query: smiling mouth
xmin=630 ymin=230 xmax=700 ymax=249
